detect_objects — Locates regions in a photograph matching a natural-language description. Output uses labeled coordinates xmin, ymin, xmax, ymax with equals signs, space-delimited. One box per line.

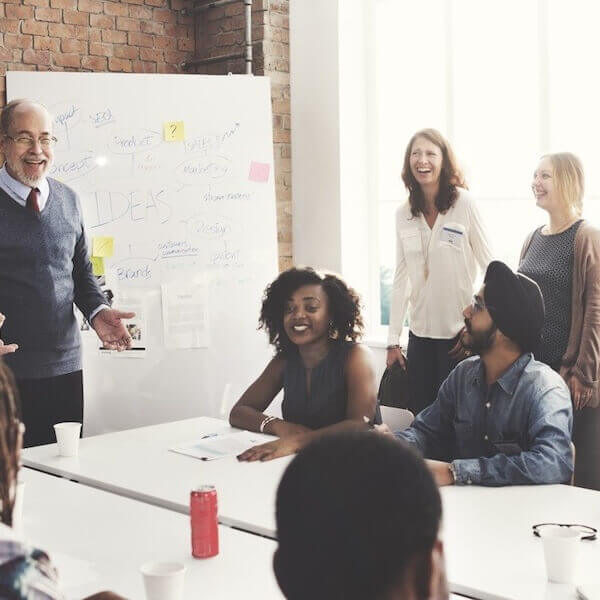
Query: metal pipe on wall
xmin=182 ymin=0 xmax=239 ymax=16
xmin=245 ymin=0 xmax=253 ymax=74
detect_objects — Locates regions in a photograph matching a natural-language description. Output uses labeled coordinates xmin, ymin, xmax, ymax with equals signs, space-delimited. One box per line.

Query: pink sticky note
xmin=249 ymin=161 xmax=270 ymax=183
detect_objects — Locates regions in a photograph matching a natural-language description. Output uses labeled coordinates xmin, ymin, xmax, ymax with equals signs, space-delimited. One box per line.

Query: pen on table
xmin=201 ymin=433 xmax=219 ymax=439
xmin=363 ymin=415 xmax=375 ymax=429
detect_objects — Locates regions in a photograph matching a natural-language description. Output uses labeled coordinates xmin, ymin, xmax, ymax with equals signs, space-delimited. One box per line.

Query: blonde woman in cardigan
xmin=519 ymin=152 xmax=600 ymax=490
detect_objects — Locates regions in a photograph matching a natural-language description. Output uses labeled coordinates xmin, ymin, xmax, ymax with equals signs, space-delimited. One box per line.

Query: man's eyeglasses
xmin=532 ymin=523 xmax=597 ymax=541
xmin=470 ymin=296 xmax=486 ymax=313
xmin=3 ymin=135 xmax=58 ymax=148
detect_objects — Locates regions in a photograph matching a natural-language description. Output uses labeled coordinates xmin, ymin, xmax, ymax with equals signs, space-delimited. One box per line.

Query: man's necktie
xmin=26 ymin=187 xmax=40 ymax=213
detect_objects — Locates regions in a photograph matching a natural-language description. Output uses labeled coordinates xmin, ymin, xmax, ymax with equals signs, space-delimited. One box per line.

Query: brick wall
xmin=0 ymin=0 xmax=196 ymax=92
xmin=0 ymin=0 xmax=291 ymax=268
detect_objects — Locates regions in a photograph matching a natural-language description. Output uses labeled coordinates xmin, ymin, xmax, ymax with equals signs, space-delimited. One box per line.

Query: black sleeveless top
xmin=282 ymin=341 xmax=380 ymax=429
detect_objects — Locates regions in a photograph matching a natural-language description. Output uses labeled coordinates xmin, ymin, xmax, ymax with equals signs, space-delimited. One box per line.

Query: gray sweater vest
xmin=0 ymin=179 xmax=105 ymax=379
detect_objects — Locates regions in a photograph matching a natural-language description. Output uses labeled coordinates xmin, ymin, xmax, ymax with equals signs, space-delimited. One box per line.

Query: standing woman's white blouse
xmin=387 ymin=189 xmax=493 ymax=345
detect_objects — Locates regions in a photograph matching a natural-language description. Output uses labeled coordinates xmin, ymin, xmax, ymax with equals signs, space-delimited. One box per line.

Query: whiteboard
xmin=7 ymin=72 xmax=278 ymax=435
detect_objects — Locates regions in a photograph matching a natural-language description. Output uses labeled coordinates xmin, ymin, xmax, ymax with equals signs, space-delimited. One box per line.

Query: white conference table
xmin=23 ymin=416 xmax=600 ymax=600
xmin=23 ymin=417 xmax=284 ymax=538
xmin=442 ymin=484 xmax=600 ymax=600
xmin=20 ymin=467 xmax=283 ymax=600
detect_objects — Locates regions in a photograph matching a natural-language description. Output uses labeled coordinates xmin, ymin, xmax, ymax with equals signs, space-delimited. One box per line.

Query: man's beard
xmin=463 ymin=321 xmax=497 ymax=355
xmin=7 ymin=159 xmax=49 ymax=187
xmin=18 ymin=171 xmax=44 ymax=186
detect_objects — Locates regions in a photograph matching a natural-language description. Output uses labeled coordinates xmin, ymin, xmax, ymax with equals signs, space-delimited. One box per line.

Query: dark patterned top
xmin=519 ymin=220 xmax=583 ymax=366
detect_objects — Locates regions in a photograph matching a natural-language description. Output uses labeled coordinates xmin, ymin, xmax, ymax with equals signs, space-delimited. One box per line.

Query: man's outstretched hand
xmin=91 ymin=308 xmax=136 ymax=351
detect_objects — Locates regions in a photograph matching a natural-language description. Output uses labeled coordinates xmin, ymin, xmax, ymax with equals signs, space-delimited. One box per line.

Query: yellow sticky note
xmin=164 ymin=121 xmax=185 ymax=142
xmin=91 ymin=256 xmax=105 ymax=276
xmin=92 ymin=237 xmax=114 ymax=258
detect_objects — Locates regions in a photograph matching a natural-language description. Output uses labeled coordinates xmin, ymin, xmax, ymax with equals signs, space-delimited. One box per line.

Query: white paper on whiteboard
xmin=161 ymin=280 xmax=209 ymax=348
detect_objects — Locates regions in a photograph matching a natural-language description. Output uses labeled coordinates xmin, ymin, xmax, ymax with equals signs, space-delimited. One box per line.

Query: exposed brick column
xmin=192 ymin=0 xmax=291 ymax=270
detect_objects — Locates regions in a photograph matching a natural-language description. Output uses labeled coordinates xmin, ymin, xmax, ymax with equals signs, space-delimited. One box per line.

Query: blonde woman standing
xmin=519 ymin=152 xmax=600 ymax=490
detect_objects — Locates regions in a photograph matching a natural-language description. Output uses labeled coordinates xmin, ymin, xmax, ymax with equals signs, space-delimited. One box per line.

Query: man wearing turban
xmin=384 ymin=261 xmax=573 ymax=486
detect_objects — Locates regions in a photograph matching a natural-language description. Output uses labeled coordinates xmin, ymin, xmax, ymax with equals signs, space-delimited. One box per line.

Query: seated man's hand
xmin=426 ymin=459 xmax=455 ymax=486
xmin=374 ymin=423 xmax=393 ymax=436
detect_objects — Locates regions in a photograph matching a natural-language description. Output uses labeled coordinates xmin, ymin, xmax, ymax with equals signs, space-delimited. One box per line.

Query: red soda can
xmin=190 ymin=485 xmax=219 ymax=558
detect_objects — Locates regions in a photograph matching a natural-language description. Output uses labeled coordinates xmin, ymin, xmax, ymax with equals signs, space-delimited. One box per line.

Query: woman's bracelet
xmin=386 ymin=344 xmax=400 ymax=350
xmin=259 ymin=415 xmax=277 ymax=433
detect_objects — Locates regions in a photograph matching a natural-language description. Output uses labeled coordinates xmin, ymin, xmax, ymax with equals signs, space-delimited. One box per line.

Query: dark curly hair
xmin=402 ymin=128 xmax=467 ymax=217
xmin=259 ymin=267 xmax=364 ymax=356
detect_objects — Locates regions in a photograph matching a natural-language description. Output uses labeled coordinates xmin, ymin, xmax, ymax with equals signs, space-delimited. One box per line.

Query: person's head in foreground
xmin=274 ymin=431 xmax=448 ymax=600
xmin=461 ymin=260 xmax=545 ymax=358
xmin=260 ymin=266 xmax=364 ymax=356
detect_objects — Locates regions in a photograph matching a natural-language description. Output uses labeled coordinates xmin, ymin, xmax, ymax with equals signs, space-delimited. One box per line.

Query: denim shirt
xmin=396 ymin=353 xmax=573 ymax=486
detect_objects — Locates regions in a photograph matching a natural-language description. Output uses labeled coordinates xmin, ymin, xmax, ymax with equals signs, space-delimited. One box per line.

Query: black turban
xmin=483 ymin=261 xmax=545 ymax=354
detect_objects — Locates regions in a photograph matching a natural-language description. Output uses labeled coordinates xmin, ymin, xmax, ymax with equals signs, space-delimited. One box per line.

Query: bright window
xmin=373 ymin=0 xmax=600 ymax=331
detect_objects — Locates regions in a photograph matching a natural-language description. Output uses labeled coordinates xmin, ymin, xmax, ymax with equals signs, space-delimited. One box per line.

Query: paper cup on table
xmin=53 ymin=422 xmax=82 ymax=457
xmin=540 ymin=525 xmax=580 ymax=583
xmin=140 ymin=561 xmax=185 ymax=600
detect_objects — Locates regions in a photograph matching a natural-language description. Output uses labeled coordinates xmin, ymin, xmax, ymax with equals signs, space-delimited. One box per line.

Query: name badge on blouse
xmin=440 ymin=225 xmax=464 ymax=247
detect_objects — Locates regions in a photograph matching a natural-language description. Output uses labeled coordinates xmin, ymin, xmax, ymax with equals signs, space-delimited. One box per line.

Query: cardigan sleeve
xmin=571 ymin=224 xmax=600 ymax=388
xmin=518 ymin=230 xmax=536 ymax=265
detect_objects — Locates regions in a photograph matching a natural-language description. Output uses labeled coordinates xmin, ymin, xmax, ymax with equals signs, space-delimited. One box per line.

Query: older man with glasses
xmin=379 ymin=260 xmax=574 ymax=487
xmin=0 ymin=99 xmax=134 ymax=447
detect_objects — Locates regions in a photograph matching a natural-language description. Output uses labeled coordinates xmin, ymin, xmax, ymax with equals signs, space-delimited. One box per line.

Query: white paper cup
xmin=540 ymin=525 xmax=580 ymax=583
xmin=11 ymin=479 xmax=25 ymax=534
xmin=140 ymin=561 xmax=185 ymax=600
xmin=53 ymin=422 xmax=82 ymax=457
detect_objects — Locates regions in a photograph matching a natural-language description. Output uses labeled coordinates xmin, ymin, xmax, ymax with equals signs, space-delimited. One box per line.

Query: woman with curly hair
xmin=386 ymin=129 xmax=492 ymax=414
xmin=231 ymin=267 xmax=379 ymax=461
